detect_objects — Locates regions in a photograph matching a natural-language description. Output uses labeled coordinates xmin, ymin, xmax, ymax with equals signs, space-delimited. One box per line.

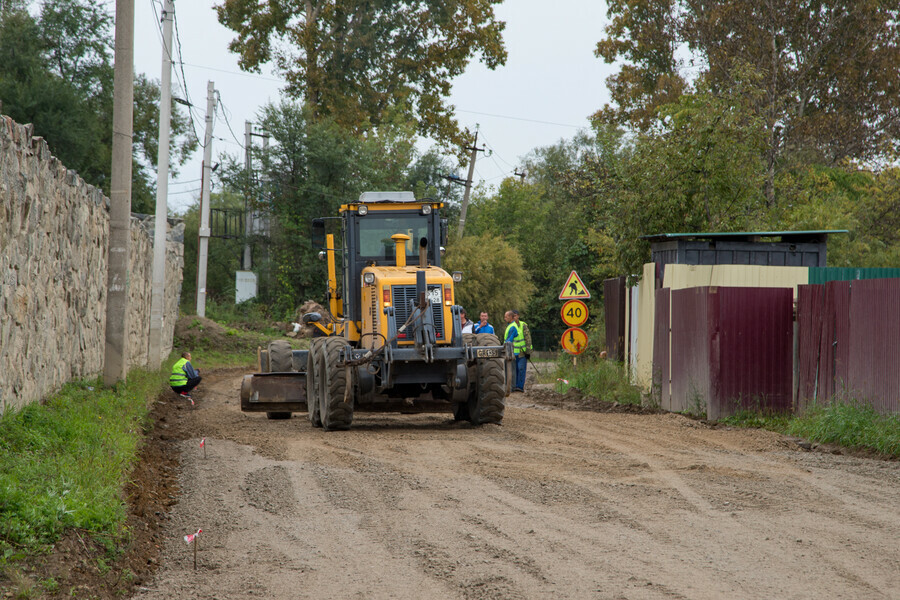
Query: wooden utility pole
xmin=148 ymin=0 xmax=174 ymax=367
xmin=196 ymin=81 xmax=217 ymax=317
xmin=456 ymin=128 xmax=487 ymax=240
xmin=104 ymin=0 xmax=134 ymax=386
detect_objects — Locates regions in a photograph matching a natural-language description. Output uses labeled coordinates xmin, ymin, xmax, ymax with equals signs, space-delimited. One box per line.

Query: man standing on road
xmin=473 ymin=311 xmax=494 ymax=335
xmin=170 ymin=351 xmax=202 ymax=398
xmin=504 ymin=311 xmax=527 ymax=392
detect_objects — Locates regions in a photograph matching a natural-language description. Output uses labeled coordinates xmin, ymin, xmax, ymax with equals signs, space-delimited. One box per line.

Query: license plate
xmin=476 ymin=348 xmax=500 ymax=358
xmin=427 ymin=288 xmax=442 ymax=304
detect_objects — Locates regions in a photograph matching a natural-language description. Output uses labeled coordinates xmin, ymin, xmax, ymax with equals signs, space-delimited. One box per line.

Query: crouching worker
xmin=170 ymin=351 xmax=201 ymax=398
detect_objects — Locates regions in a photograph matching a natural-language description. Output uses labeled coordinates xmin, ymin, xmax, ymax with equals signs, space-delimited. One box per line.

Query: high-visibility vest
xmin=504 ymin=322 xmax=526 ymax=355
xmin=170 ymin=358 xmax=189 ymax=386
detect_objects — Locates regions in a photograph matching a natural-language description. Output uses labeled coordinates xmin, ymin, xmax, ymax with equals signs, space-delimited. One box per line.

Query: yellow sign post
xmin=559 ymin=270 xmax=590 ymax=300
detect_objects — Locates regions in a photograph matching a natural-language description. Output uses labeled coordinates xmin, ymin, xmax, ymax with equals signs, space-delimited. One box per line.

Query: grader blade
xmin=240 ymin=373 xmax=308 ymax=413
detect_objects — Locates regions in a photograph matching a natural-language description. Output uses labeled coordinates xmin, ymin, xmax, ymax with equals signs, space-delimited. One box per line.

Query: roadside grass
xmin=0 ymin=324 xmax=276 ymax=580
xmin=722 ymin=399 xmax=900 ymax=458
xmin=0 ymin=369 xmax=162 ymax=563
xmin=203 ymin=298 xmax=287 ymax=338
xmin=551 ymin=356 xmax=643 ymax=406
xmin=549 ymin=356 xmax=899 ymax=458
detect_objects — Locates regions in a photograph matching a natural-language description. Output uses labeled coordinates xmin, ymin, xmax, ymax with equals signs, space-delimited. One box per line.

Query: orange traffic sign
xmin=561 ymin=300 xmax=589 ymax=327
xmin=559 ymin=270 xmax=590 ymax=299
xmin=561 ymin=327 xmax=588 ymax=355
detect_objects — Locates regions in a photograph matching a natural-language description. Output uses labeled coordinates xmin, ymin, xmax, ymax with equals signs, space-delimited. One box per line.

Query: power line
xmin=170 ymin=4 xmax=204 ymax=145
xmin=457 ymin=109 xmax=583 ymax=129
xmin=181 ymin=61 xmax=286 ymax=84
xmin=214 ymin=92 xmax=247 ymax=149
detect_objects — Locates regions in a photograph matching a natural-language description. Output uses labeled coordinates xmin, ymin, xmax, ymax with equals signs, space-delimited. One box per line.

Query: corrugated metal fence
xmin=798 ymin=279 xmax=900 ymax=414
xmin=656 ymin=286 xmax=794 ymax=420
xmin=604 ymin=277 xmax=626 ymax=361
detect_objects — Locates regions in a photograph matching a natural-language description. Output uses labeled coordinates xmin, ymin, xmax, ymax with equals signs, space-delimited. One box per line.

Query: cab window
xmin=358 ymin=215 xmax=429 ymax=259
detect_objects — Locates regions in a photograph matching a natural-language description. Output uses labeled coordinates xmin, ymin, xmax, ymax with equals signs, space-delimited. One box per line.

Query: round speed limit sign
xmin=560 ymin=299 xmax=588 ymax=327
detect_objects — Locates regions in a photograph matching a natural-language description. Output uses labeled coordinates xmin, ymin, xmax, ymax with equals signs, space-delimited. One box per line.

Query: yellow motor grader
xmin=240 ymin=191 xmax=512 ymax=430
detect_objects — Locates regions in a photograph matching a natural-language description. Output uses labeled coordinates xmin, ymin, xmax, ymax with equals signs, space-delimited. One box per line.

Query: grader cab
xmin=240 ymin=191 xmax=512 ymax=430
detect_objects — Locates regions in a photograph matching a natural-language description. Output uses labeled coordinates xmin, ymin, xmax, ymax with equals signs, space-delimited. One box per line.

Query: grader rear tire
xmin=320 ymin=337 xmax=353 ymax=431
xmin=467 ymin=333 xmax=506 ymax=425
xmin=268 ymin=340 xmax=294 ymax=372
xmin=306 ymin=339 xmax=323 ymax=427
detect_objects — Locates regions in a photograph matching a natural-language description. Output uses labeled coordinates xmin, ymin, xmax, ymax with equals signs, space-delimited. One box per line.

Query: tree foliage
xmin=0 ymin=0 xmax=197 ymax=212
xmin=209 ymin=100 xmax=459 ymax=314
xmin=215 ymin=0 xmax=507 ymax=147
xmin=596 ymin=0 xmax=900 ymax=205
xmin=443 ymin=234 xmax=534 ymax=327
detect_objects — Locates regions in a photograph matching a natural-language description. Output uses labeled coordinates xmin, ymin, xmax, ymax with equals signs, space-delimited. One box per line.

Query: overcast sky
xmin=133 ymin=1 xmax=616 ymax=213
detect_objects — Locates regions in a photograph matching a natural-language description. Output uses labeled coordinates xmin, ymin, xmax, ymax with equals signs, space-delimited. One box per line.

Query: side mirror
xmin=440 ymin=218 xmax=449 ymax=246
xmin=311 ymin=218 xmax=326 ymax=249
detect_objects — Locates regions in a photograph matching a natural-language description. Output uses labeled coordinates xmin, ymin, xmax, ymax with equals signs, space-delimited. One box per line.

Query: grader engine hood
xmin=360 ymin=265 xmax=455 ymax=353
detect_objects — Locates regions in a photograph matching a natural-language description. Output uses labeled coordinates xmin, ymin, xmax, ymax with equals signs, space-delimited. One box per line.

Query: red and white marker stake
xmin=200 ymin=437 xmax=206 ymax=459
xmin=184 ymin=528 xmax=201 ymax=544
xmin=557 ymin=378 xmax=569 ymax=385
xmin=184 ymin=528 xmax=202 ymax=570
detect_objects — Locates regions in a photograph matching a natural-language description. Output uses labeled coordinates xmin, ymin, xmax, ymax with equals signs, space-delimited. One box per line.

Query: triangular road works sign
xmin=559 ymin=270 xmax=590 ymax=300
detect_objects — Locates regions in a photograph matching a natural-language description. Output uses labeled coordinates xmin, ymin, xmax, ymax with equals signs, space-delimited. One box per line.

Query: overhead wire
xmin=170 ymin=2 xmax=204 ymax=145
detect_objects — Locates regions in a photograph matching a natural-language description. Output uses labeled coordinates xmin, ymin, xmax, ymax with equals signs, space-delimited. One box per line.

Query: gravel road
xmin=134 ymin=368 xmax=900 ymax=600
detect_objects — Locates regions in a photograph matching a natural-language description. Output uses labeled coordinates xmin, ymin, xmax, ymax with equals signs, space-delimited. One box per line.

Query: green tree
xmin=597 ymin=0 xmax=900 ymax=205
xmin=217 ymin=100 xmax=441 ymax=313
xmin=587 ymin=84 xmax=768 ymax=277
xmin=443 ymin=233 xmax=534 ymax=328
xmin=0 ymin=1 xmax=197 ymax=212
xmin=215 ymin=0 xmax=507 ymax=147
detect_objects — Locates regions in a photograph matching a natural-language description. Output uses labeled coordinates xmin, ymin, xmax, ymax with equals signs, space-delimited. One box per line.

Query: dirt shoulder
xmin=11 ymin=368 xmax=900 ymax=599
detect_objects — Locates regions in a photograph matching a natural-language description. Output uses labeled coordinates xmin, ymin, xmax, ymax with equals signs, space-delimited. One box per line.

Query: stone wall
xmin=0 ymin=115 xmax=184 ymax=412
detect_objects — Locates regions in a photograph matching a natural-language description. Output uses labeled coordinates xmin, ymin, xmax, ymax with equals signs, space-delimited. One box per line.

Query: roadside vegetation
xmin=0 ymin=370 xmax=162 ymax=562
xmin=552 ymin=357 xmax=643 ymax=406
xmin=0 ymin=320 xmax=272 ymax=584
xmin=723 ymin=399 xmax=900 ymax=458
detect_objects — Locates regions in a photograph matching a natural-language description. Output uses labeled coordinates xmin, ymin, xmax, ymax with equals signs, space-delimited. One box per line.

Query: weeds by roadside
xmin=552 ymin=356 xmax=643 ymax=406
xmin=722 ymin=399 xmax=900 ymax=458
xmin=0 ymin=370 xmax=162 ymax=562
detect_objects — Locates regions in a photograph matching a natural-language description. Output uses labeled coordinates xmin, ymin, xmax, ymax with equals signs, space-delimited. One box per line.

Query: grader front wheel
xmin=320 ymin=337 xmax=353 ymax=431
xmin=306 ymin=339 xmax=323 ymax=427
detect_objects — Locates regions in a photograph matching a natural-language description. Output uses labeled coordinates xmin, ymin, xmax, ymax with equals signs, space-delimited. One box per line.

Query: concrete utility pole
xmin=148 ymin=0 xmax=174 ymax=367
xmin=243 ymin=121 xmax=253 ymax=270
xmin=104 ymin=0 xmax=134 ymax=386
xmin=196 ymin=81 xmax=216 ymax=317
xmin=457 ymin=128 xmax=487 ymax=240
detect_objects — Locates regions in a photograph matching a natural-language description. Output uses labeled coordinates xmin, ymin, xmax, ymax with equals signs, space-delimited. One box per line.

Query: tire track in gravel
xmin=136 ymin=371 xmax=900 ymax=600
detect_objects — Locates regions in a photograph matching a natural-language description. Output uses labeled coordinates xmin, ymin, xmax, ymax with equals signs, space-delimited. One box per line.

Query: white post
xmin=196 ymin=81 xmax=216 ymax=317
xmin=243 ymin=121 xmax=253 ymax=270
xmin=148 ymin=0 xmax=174 ymax=367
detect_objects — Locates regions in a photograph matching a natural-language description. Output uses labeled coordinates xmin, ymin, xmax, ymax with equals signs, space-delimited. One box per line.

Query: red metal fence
xmin=604 ymin=277 xmax=627 ymax=361
xmin=662 ymin=287 xmax=793 ymax=420
xmin=798 ymin=279 xmax=900 ymax=414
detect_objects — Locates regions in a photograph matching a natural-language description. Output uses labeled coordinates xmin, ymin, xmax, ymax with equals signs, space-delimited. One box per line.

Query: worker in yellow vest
xmin=504 ymin=311 xmax=527 ymax=392
xmin=170 ymin=351 xmax=202 ymax=398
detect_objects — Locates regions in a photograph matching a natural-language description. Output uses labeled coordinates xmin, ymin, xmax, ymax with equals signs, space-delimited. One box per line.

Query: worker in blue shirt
xmin=473 ymin=311 xmax=495 ymax=335
xmin=504 ymin=310 xmax=527 ymax=392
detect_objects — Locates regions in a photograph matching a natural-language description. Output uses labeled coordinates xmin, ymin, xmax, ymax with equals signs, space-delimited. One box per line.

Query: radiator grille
xmin=392 ymin=284 xmax=445 ymax=341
